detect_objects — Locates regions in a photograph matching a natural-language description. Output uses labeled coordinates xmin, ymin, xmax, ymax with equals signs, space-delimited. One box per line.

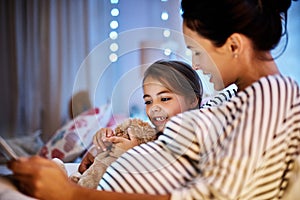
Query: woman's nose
xmin=193 ymin=63 xmax=201 ymax=70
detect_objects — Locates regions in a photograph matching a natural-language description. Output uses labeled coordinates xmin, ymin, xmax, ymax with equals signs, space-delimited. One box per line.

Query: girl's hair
xmin=143 ymin=60 xmax=203 ymax=108
xmin=181 ymin=0 xmax=294 ymax=56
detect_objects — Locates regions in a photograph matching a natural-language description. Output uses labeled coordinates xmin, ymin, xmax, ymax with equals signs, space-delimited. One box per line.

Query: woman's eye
xmin=161 ymin=97 xmax=171 ymax=102
xmin=194 ymin=51 xmax=201 ymax=56
xmin=144 ymin=100 xmax=152 ymax=105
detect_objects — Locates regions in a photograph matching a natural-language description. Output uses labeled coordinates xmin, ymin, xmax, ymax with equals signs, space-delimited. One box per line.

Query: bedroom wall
xmin=90 ymin=0 xmax=186 ymax=120
xmin=98 ymin=0 xmax=300 ymax=119
xmin=0 ymin=0 xmax=299 ymax=141
xmin=275 ymin=2 xmax=300 ymax=83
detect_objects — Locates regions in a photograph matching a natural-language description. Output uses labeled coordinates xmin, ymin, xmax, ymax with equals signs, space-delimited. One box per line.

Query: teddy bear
xmin=69 ymin=118 xmax=157 ymax=189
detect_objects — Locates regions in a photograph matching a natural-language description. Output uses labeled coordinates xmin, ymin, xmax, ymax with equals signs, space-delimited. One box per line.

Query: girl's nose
xmin=150 ymin=105 xmax=161 ymax=112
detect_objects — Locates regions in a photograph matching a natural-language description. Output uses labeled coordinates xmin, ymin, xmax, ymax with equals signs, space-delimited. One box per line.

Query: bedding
xmin=38 ymin=104 xmax=112 ymax=162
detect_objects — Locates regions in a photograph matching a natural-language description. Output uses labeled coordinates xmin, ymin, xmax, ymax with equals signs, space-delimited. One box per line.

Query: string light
xmin=161 ymin=1 xmax=172 ymax=57
xmin=109 ymin=1 xmax=119 ymax=63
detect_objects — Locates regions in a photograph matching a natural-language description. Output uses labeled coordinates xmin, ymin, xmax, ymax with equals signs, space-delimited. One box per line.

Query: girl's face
xmin=143 ymin=76 xmax=195 ymax=132
xmin=183 ymin=23 xmax=237 ymax=91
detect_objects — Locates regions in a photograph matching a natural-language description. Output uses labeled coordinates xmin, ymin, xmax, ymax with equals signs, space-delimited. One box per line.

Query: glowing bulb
xmin=110 ymin=20 xmax=119 ymax=29
xmin=163 ymin=29 xmax=171 ymax=37
xmin=109 ymin=53 xmax=118 ymax=62
xmin=111 ymin=8 xmax=119 ymax=16
xmin=110 ymin=0 xmax=119 ymax=4
xmin=110 ymin=43 xmax=119 ymax=52
xmin=164 ymin=48 xmax=172 ymax=56
xmin=109 ymin=31 xmax=118 ymax=40
xmin=161 ymin=12 xmax=169 ymax=21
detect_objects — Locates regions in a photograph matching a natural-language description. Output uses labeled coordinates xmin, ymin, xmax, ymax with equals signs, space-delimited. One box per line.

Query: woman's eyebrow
xmin=143 ymin=94 xmax=150 ymax=99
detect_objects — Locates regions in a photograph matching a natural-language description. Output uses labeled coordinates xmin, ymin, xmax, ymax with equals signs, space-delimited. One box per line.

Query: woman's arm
xmin=8 ymin=156 xmax=169 ymax=200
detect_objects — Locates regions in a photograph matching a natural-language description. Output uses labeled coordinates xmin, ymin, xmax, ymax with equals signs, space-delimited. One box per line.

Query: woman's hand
xmin=7 ymin=156 xmax=77 ymax=200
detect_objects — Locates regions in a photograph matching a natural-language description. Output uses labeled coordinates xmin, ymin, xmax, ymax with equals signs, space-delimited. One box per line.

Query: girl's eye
xmin=161 ymin=97 xmax=171 ymax=102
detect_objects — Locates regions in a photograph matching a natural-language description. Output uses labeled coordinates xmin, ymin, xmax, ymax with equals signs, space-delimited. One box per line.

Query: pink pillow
xmin=39 ymin=104 xmax=111 ymax=162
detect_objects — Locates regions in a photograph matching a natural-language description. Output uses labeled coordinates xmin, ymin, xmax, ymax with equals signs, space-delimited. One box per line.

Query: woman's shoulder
xmin=244 ymin=74 xmax=299 ymax=97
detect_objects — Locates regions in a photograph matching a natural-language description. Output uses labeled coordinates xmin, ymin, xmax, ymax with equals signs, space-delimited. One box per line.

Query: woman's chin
xmin=212 ymin=79 xmax=226 ymax=91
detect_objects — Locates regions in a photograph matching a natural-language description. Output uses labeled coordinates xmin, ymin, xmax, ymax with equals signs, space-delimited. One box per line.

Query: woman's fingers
xmin=8 ymin=156 xmax=73 ymax=199
xmin=8 ymin=156 xmax=54 ymax=175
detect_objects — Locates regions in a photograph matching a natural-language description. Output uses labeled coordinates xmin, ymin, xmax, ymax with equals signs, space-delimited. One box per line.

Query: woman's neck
xmin=236 ymin=53 xmax=280 ymax=91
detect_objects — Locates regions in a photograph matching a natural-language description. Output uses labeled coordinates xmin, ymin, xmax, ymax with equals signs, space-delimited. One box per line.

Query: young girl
xmin=78 ymin=59 xmax=203 ymax=174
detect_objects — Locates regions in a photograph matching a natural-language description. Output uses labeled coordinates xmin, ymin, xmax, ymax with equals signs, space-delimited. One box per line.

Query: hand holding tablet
xmin=0 ymin=136 xmax=18 ymax=161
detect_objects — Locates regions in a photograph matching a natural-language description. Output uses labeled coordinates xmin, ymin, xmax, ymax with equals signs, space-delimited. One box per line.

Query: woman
xmin=8 ymin=0 xmax=300 ymax=199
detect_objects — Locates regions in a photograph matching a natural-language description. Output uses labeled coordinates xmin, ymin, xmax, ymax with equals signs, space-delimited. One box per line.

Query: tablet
xmin=0 ymin=136 xmax=18 ymax=160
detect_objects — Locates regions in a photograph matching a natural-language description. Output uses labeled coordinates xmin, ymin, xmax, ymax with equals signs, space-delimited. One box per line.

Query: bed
xmin=1 ymin=104 xmax=299 ymax=199
xmin=0 ymin=105 xmax=115 ymax=199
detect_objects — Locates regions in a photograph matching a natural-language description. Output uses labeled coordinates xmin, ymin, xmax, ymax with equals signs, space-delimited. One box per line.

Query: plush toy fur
xmin=70 ymin=118 xmax=157 ymax=189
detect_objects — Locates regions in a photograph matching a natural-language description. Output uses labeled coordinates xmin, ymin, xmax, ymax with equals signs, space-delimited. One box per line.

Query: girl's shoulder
xmin=201 ymin=85 xmax=237 ymax=108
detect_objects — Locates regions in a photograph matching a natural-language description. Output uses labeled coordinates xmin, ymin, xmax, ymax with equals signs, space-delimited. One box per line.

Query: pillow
xmin=38 ymin=104 xmax=111 ymax=162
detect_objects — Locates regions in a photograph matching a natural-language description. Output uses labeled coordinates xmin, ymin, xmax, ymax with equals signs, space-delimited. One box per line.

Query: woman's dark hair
xmin=181 ymin=0 xmax=295 ymax=56
xmin=143 ymin=60 xmax=203 ymax=108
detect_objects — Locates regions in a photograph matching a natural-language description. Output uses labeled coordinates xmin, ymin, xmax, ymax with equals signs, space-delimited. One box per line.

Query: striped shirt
xmin=98 ymin=75 xmax=300 ymax=199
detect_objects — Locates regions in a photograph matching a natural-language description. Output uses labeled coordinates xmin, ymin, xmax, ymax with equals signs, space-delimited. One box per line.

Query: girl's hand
xmin=105 ymin=128 xmax=139 ymax=151
xmin=93 ymin=128 xmax=115 ymax=151
xmin=78 ymin=151 xmax=95 ymax=174
xmin=79 ymin=128 xmax=115 ymax=173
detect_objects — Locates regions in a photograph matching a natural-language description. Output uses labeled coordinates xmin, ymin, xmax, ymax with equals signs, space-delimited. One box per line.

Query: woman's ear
xmin=227 ymin=33 xmax=243 ymax=58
